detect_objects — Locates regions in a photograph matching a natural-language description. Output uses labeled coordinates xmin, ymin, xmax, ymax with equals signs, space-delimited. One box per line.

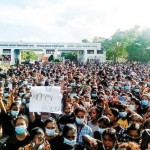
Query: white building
xmin=0 ymin=42 xmax=106 ymax=65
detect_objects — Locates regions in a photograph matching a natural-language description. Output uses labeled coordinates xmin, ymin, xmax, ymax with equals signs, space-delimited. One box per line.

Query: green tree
xmin=126 ymin=27 xmax=150 ymax=62
xmin=61 ymin=52 xmax=77 ymax=61
xmin=82 ymin=39 xmax=89 ymax=43
xmin=28 ymin=51 xmax=38 ymax=60
xmin=48 ymin=55 xmax=54 ymax=62
xmin=21 ymin=51 xmax=38 ymax=60
xmin=21 ymin=51 xmax=28 ymax=59
xmin=93 ymin=37 xmax=105 ymax=43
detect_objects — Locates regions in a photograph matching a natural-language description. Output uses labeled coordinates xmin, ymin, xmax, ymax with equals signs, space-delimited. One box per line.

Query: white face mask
xmin=76 ymin=117 xmax=84 ymax=124
xmin=23 ymin=80 xmax=28 ymax=85
xmin=85 ymin=102 xmax=90 ymax=107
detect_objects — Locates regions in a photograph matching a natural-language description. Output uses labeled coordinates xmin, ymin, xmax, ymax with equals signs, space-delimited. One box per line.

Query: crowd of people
xmin=0 ymin=61 xmax=150 ymax=150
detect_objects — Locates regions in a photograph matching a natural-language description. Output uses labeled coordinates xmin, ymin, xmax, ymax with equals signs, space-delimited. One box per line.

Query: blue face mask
xmin=91 ymin=94 xmax=97 ymax=97
xmin=135 ymin=89 xmax=140 ymax=93
xmin=4 ymin=93 xmax=9 ymax=97
xmin=70 ymin=83 xmax=75 ymax=87
xmin=64 ymin=138 xmax=76 ymax=146
xmin=119 ymin=111 xmax=127 ymax=118
xmin=19 ymin=93 xmax=24 ymax=97
xmin=141 ymin=100 xmax=149 ymax=106
xmin=129 ymin=105 xmax=135 ymax=111
xmin=70 ymin=93 xmax=77 ymax=98
xmin=11 ymin=110 xmax=19 ymax=117
xmin=109 ymin=76 xmax=113 ymax=79
xmin=22 ymin=99 xmax=26 ymax=104
xmin=15 ymin=126 xmax=26 ymax=135
xmin=76 ymin=117 xmax=84 ymax=124
xmin=108 ymin=86 xmax=113 ymax=89
xmin=98 ymin=128 xmax=105 ymax=134
xmin=45 ymin=128 xmax=55 ymax=136
xmin=79 ymin=91 xmax=82 ymax=95
xmin=124 ymin=86 xmax=130 ymax=90
xmin=59 ymin=78 xmax=62 ymax=81
xmin=114 ymin=86 xmax=119 ymax=90
xmin=26 ymin=103 xmax=29 ymax=108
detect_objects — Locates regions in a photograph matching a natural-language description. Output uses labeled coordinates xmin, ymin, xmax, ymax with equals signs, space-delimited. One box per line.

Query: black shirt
xmin=58 ymin=113 xmax=76 ymax=125
xmin=6 ymin=133 xmax=30 ymax=150
xmin=0 ymin=112 xmax=15 ymax=136
xmin=28 ymin=118 xmax=45 ymax=132
xmin=50 ymin=135 xmax=77 ymax=150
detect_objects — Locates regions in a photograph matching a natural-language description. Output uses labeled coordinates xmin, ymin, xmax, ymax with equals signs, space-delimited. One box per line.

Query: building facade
xmin=0 ymin=42 xmax=106 ymax=65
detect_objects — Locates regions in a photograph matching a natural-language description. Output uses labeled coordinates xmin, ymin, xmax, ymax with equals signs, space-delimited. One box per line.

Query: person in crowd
xmin=88 ymin=107 xmax=101 ymax=132
xmin=6 ymin=115 xmax=30 ymax=150
xmin=44 ymin=118 xmax=59 ymax=144
xmin=0 ymin=101 xmax=21 ymax=136
xmin=58 ymin=103 xmax=75 ymax=132
xmin=137 ymin=94 xmax=150 ymax=116
xmin=105 ymin=108 xmax=122 ymax=133
xmin=19 ymin=127 xmax=50 ymax=150
xmin=118 ymin=142 xmax=140 ymax=150
xmin=29 ymin=112 xmax=53 ymax=131
xmin=50 ymin=124 xmax=77 ymax=150
xmin=94 ymin=116 xmax=110 ymax=140
xmin=74 ymin=106 xmax=93 ymax=149
xmin=0 ymin=61 xmax=150 ymax=149
xmin=83 ymin=128 xmax=118 ymax=150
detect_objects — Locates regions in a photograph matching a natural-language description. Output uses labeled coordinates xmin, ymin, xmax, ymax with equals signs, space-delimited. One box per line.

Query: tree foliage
xmin=48 ymin=55 xmax=54 ymax=62
xmin=21 ymin=51 xmax=38 ymax=60
xmin=61 ymin=52 xmax=77 ymax=61
xmin=82 ymin=39 xmax=89 ymax=43
xmin=88 ymin=26 xmax=150 ymax=63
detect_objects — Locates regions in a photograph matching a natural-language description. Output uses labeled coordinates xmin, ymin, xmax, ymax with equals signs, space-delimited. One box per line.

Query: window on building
xmin=97 ymin=50 xmax=103 ymax=54
xmin=46 ymin=50 xmax=55 ymax=54
xmin=87 ymin=50 xmax=94 ymax=54
xmin=3 ymin=49 xmax=11 ymax=54
xmin=37 ymin=45 xmax=45 ymax=47
xmin=0 ymin=44 xmax=8 ymax=46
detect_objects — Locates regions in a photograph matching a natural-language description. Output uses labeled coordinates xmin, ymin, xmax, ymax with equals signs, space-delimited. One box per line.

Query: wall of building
xmin=0 ymin=42 xmax=106 ymax=65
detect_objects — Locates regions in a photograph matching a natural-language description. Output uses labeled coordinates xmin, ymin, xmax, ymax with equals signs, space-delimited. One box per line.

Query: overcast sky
xmin=0 ymin=0 xmax=149 ymax=42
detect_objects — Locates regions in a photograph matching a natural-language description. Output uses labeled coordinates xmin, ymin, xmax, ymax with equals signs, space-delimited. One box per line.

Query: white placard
xmin=29 ymin=86 xmax=62 ymax=114
xmin=8 ymin=83 xmax=12 ymax=90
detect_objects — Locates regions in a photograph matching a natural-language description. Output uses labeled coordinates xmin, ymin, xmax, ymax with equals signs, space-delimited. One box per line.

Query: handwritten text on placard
xmin=29 ymin=86 xmax=62 ymax=114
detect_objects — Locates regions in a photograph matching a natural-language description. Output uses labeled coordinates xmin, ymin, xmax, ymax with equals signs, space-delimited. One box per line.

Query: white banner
xmin=29 ymin=86 xmax=62 ymax=114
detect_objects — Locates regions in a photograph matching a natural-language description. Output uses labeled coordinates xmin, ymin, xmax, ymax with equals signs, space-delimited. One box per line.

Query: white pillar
xmin=18 ymin=50 xmax=21 ymax=64
xmin=54 ymin=49 xmax=58 ymax=59
xmin=42 ymin=48 xmax=46 ymax=55
xmin=10 ymin=48 xmax=15 ymax=65
xmin=83 ymin=49 xmax=87 ymax=62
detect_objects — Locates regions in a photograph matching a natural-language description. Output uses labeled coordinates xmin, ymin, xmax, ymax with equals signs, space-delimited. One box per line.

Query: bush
xmin=54 ymin=59 xmax=60 ymax=62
